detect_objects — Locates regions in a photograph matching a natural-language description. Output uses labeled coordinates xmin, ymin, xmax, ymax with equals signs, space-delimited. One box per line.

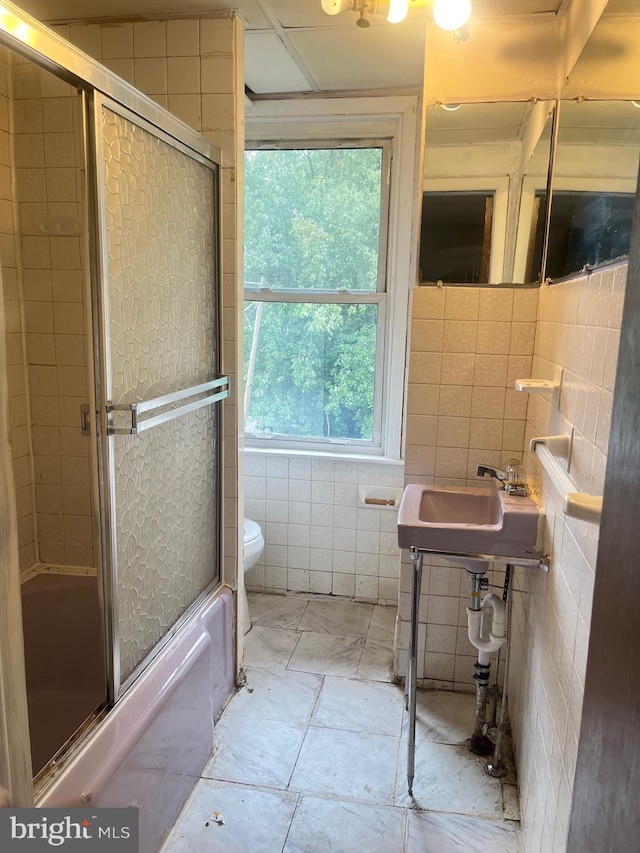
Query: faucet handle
xmin=506 ymin=459 xmax=525 ymax=486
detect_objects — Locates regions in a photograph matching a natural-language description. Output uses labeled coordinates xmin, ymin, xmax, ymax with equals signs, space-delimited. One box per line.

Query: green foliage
xmin=244 ymin=147 xmax=382 ymax=290
xmin=244 ymin=147 xmax=384 ymax=441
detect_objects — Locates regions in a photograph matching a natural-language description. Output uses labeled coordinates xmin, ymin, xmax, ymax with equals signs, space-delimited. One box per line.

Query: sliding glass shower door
xmin=92 ymin=96 xmax=226 ymax=696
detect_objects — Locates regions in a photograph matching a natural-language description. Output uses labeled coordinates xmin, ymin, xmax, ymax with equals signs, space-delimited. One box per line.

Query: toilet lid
xmin=244 ymin=518 xmax=262 ymax=544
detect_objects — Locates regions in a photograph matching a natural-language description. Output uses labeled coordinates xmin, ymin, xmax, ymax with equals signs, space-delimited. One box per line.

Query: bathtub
xmin=36 ymin=584 xmax=235 ymax=853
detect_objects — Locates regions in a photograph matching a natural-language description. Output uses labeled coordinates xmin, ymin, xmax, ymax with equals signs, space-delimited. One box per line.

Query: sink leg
xmin=407 ymin=548 xmax=423 ymax=797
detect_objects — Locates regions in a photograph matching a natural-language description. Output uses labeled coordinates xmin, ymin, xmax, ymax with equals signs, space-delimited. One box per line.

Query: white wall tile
xmin=166 ymin=19 xmax=200 ymax=57
xmin=133 ymin=21 xmax=166 ymax=58
xmin=332 ymin=573 xmax=355 ymax=597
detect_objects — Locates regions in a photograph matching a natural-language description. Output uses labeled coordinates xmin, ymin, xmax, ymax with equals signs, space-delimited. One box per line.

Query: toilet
xmin=241 ymin=518 xmax=264 ymax=633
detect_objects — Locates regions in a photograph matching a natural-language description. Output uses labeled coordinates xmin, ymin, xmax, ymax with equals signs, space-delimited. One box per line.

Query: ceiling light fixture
xmin=387 ymin=0 xmax=409 ymax=23
xmin=321 ymin=0 xmax=351 ymax=14
xmin=320 ymin=0 xmax=408 ymax=27
xmin=432 ymin=0 xmax=471 ymax=31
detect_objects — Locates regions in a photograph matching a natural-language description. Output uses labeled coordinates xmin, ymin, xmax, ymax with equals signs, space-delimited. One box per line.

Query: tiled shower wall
xmin=0 ymin=48 xmax=35 ymax=572
xmin=510 ymin=262 xmax=625 ymax=853
xmin=398 ymin=284 xmax=539 ymax=691
xmin=11 ymin=60 xmax=93 ymax=570
xmin=244 ymin=453 xmax=404 ymax=604
xmin=60 ymin=14 xmax=243 ymax=588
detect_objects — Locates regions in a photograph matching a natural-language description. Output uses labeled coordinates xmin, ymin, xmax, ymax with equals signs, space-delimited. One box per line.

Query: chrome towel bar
xmin=107 ymin=376 xmax=230 ymax=435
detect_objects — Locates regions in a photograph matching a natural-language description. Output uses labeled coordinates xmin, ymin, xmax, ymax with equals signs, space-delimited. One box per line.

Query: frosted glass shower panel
xmin=100 ymin=105 xmax=220 ymax=682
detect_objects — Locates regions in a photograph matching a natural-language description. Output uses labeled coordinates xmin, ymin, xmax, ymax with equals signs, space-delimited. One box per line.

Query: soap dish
xmin=515 ymin=378 xmax=560 ymax=393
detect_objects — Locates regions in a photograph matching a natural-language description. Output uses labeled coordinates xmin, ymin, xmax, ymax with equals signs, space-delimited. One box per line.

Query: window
xmin=419 ymin=191 xmax=494 ymax=283
xmin=545 ymin=190 xmax=634 ymax=279
xmin=243 ymin=142 xmax=391 ymax=452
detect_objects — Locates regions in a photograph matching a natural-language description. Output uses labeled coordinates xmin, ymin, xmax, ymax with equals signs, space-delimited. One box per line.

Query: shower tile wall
xmin=0 ymin=47 xmax=35 ymax=571
xmin=509 ymin=263 xmax=625 ymax=853
xmin=59 ymin=15 xmax=244 ymax=584
xmin=244 ymin=454 xmax=404 ymax=605
xmin=11 ymin=58 xmax=93 ymax=570
xmin=399 ymin=285 xmax=539 ymax=691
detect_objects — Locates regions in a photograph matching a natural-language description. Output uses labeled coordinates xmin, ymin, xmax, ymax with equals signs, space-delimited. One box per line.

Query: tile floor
xmin=161 ymin=593 xmax=522 ymax=853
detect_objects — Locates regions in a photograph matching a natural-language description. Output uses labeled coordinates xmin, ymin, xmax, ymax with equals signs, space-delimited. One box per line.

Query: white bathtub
xmin=38 ymin=586 xmax=235 ymax=853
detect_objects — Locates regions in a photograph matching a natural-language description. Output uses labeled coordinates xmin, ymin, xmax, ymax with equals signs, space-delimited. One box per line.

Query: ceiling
xmin=16 ymin=0 xmax=567 ymax=95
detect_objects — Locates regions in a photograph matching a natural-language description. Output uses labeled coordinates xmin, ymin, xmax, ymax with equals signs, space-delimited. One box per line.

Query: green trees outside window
xmin=244 ymin=146 xmax=386 ymax=444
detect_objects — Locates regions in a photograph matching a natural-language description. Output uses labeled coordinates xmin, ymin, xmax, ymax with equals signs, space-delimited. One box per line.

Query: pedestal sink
xmin=397 ymin=479 xmax=543 ymax=565
xmin=397 ymin=479 xmax=545 ymax=796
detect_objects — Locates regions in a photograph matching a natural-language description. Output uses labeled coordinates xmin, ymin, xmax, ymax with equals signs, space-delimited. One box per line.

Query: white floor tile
xmin=298 ymin=598 xmax=373 ymax=636
xmin=287 ymin=631 xmax=365 ymax=677
xmin=355 ymin=638 xmax=395 ymax=682
xmin=163 ymin=598 xmax=523 ymax=851
xmin=406 ymin=809 xmax=520 ymax=853
xmin=312 ymin=676 xmax=404 ymax=737
xmin=283 ymin=796 xmax=406 ymax=853
xmin=227 ymin=666 xmax=323 ymax=725
xmin=244 ymin=625 xmax=301 ymax=669
xmin=367 ymin=604 xmax=397 ymax=643
xmin=503 ymin=782 xmax=520 ymax=821
xmin=404 ymin=689 xmax=476 ymax=745
xmin=204 ymin=716 xmax=306 ymax=788
xmin=395 ymin=741 xmax=505 ymax=818
xmin=248 ymin=593 xmax=308 ymax=629
xmin=160 ymin=779 xmax=298 ymax=853
xmin=290 ymin=726 xmax=399 ymax=804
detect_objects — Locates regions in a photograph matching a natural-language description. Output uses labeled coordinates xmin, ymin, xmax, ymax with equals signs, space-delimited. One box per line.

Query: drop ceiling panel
xmin=475 ymin=0 xmax=562 ymax=13
xmin=245 ymin=31 xmax=315 ymax=92
xmin=16 ymin=0 xmax=272 ymax=27
xmin=288 ymin=25 xmax=426 ymax=90
xmin=559 ymin=98 xmax=640 ymax=144
xmin=427 ymin=102 xmax=529 ymax=130
xmin=425 ymin=102 xmax=530 ymax=144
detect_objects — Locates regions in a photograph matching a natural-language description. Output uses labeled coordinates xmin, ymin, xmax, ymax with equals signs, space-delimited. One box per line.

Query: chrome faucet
xmin=477 ymin=461 xmax=527 ymax=496
xmin=476 ymin=465 xmax=509 ymax=483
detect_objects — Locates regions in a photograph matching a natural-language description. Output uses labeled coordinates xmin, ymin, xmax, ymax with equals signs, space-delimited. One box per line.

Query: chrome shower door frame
xmin=88 ymin=92 xmax=224 ymax=702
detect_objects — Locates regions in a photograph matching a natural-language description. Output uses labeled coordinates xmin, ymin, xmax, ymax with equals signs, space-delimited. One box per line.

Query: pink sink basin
xmin=397 ymin=480 xmax=542 ymax=562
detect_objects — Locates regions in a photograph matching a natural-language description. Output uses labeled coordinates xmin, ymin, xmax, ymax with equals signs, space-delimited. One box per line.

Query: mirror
xmin=547 ymin=1 xmax=640 ymax=280
xmin=420 ymin=100 xmax=555 ymax=285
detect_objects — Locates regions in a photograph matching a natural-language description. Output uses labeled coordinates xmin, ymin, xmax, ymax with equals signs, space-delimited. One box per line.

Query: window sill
xmin=242 ymin=444 xmax=404 ymax=466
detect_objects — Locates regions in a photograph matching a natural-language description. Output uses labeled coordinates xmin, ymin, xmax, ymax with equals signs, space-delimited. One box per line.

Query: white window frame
xmin=243 ymin=96 xmax=422 ymax=461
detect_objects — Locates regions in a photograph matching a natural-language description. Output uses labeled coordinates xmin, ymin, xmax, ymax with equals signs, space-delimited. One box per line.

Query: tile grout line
xmin=284 ymin=674 xmax=325 ymax=790
xmin=279 ymin=791 xmax=302 ymax=853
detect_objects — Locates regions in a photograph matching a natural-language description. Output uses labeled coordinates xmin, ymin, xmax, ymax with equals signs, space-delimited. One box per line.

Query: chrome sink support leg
xmin=406 ymin=547 xmax=423 ymax=797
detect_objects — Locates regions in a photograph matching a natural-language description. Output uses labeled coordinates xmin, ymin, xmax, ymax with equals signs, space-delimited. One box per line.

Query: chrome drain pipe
xmin=485 ymin=565 xmax=514 ymax=778
xmin=466 ymin=571 xmax=507 ymax=756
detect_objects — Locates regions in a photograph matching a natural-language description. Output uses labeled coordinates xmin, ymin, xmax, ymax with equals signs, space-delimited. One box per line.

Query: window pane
xmin=244 ymin=301 xmax=377 ymax=441
xmin=244 ymin=148 xmax=383 ymax=292
xmin=545 ymin=190 xmax=635 ymax=279
xmin=420 ymin=191 xmax=493 ymax=283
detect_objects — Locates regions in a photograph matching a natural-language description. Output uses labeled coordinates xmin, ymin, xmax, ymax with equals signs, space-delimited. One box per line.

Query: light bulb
xmin=387 ymin=0 xmax=409 ymax=24
xmin=321 ymin=0 xmax=352 ymax=15
xmin=433 ymin=0 xmax=471 ymax=31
